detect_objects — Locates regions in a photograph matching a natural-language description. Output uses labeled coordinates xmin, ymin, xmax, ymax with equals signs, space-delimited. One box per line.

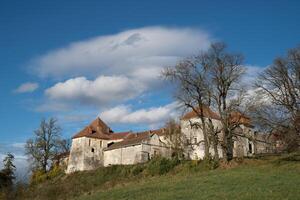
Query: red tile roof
xmin=72 ymin=118 xmax=130 ymax=140
xmin=181 ymin=107 xmax=253 ymax=127
xmin=104 ymin=131 xmax=152 ymax=151
xmin=181 ymin=106 xmax=220 ymax=120
xmin=229 ymin=112 xmax=253 ymax=127
xmin=109 ymin=131 xmax=132 ymax=140
xmin=104 ymin=128 xmax=168 ymax=151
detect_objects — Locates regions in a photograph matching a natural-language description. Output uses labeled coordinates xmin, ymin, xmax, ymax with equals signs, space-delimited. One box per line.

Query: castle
xmin=65 ymin=107 xmax=270 ymax=174
xmin=66 ymin=118 xmax=171 ymax=173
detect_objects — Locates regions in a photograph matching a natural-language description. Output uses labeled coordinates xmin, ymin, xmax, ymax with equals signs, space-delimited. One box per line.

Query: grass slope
xmin=77 ymin=158 xmax=300 ymax=200
xmin=21 ymin=155 xmax=300 ymax=200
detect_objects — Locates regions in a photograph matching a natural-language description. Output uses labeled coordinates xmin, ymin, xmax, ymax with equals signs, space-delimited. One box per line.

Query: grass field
xmin=77 ymin=158 xmax=300 ymax=200
xmin=19 ymin=155 xmax=300 ymax=200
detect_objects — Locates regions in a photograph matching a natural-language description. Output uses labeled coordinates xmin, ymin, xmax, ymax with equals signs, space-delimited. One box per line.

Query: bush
xmin=30 ymin=170 xmax=48 ymax=185
xmin=274 ymin=152 xmax=300 ymax=164
xmin=146 ymin=156 xmax=179 ymax=176
xmin=48 ymin=165 xmax=64 ymax=179
xmin=131 ymin=164 xmax=145 ymax=176
xmin=30 ymin=165 xmax=65 ymax=185
xmin=202 ymin=155 xmax=219 ymax=170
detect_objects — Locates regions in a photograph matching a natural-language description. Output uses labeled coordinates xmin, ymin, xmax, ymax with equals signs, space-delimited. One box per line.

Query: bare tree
xmin=163 ymin=119 xmax=185 ymax=159
xmin=163 ymin=42 xmax=246 ymax=161
xmin=56 ymin=138 xmax=71 ymax=154
xmin=163 ymin=56 xmax=213 ymax=159
xmin=202 ymin=43 xmax=246 ymax=161
xmin=254 ymin=45 xmax=300 ymax=151
xmin=25 ymin=118 xmax=62 ymax=173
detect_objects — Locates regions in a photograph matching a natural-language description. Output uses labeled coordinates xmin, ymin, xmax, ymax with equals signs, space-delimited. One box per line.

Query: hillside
xmin=16 ymin=154 xmax=300 ymax=200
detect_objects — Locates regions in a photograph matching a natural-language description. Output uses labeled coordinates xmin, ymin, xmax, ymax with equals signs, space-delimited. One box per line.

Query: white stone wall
xmin=233 ymin=136 xmax=251 ymax=157
xmin=103 ymin=145 xmax=143 ymax=166
xmin=67 ymin=137 xmax=112 ymax=173
xmin=180 ymin=117 xmax=270 ymax=159
xmin=103 ymin=134 xmax=172 ymax=167
xmin=143 ymin=134 xmax=172 ymax=158
xmin=181 ymin=118 xmax=223 ymax=160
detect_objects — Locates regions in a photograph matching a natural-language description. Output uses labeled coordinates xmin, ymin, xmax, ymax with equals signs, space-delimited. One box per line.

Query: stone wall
xmin=181 ymin=118 xmax=271 ymax=160
xmin=103 ymin=145 xmax=143 ymax=166
xmin=103 ymin=134 xmax=172 ymax=167
xmin=181 ymin=118 xmax=223 ymax=159
xmin=67 ymin=137 xmax=112 ymax=173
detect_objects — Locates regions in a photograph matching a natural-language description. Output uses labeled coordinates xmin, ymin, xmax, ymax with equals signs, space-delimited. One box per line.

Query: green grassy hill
xmin=17 ymin=154 xmax=300 ymax=200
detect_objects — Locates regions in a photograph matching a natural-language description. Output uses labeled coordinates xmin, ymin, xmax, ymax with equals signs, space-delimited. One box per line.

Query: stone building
xmin=66 ymin=108 xmax=271 ymax=173
xmin=66 ymin=118 xmax=132 ymax=173
xmin=180 ymin=106 xmax=271 ymax=160
xmin=103 ymin=131 xmax=171 ymax=166
xmin=66 ymin=118 xmax=170 ymax=173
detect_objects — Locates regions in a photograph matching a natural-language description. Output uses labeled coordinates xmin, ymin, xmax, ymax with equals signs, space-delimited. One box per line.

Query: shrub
xmin=202 ymin=155 xmax=219 ymax=170
xmin=146 ymin=156 xmax=179 ymax=176
xmin=48 ymin=165 xmax=64 ymax=179
xmin=131 ymin=164 xmax=145 ymax=176
xmin=274 ymin=152 xmax=300 ymax=164
xmin=30 ymin=165 xmax=65 ymax=185
xmin=30 ymin=170 xmax=48 ymax=185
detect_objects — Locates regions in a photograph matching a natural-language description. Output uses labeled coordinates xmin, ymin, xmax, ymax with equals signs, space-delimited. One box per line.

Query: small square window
xmin=186 ymin=139 xmax=190 ymax=144
xmin=91 ymin=148 xmax=95 ymax=153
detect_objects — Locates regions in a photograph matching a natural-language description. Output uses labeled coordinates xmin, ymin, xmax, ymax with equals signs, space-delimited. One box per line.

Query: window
xmin=99 ymin=140 xmax=102 ymax=148
xmin=194 ymin=137 xmax=197 ymax=144
xmin=153 ymin=148 xmax=160 ymax=157
xmin=89 ymin=139 xmax=91 ymax=146
xmin=186 ymin=139 xmax=190 ymax=145
xmin=248 ymin=143 xmax=252 ymax=154
xmin=107 ymin=142 xmax=114 ymax=147
xmin=91 ymin=148 xmax=95 ymax=153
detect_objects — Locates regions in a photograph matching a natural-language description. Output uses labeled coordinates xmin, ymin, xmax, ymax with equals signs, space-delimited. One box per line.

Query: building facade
xmin=66 ymin=108 xmax=271 ymax=173
xmin=180 ymin=107 xmax=271 ymax=160
xmin=66 ymin=118 xmax=171 ymax=173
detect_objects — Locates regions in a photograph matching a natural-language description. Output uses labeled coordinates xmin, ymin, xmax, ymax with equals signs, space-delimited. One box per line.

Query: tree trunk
xmin=200 ymin=117 xmax=210 ymax=159
xmin=212 ymin=135 xmax=219 ymax=161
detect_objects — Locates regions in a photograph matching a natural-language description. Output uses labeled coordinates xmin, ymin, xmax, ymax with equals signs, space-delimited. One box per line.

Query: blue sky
xmin=0 ymin=0 xmax=299 ymax=170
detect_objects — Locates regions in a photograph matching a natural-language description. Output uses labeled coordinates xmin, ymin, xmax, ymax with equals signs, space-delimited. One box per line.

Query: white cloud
xmin=31 ymin=27 xmax=211 ymax=111
xmin=14 ymin=82 xmax=39 ymax=93
xmin=34 ymin=101 xmax=71 ymax=112
xmin=45 ymin=75 xmax=145 ymax=106
xmin=11 ymin=142 xmax=26 ymax=149
xmin=30 ymin=27 xmax=211 ymax=79
xmin=243 ymin=65 xmax=266 ymax=86
xmin=100 ymin=102 xmax=181 ymax=127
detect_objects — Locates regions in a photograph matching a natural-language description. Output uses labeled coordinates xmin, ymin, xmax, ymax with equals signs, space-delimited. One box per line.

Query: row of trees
xmin=163 ymin=43 xmax=299 ymax=161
